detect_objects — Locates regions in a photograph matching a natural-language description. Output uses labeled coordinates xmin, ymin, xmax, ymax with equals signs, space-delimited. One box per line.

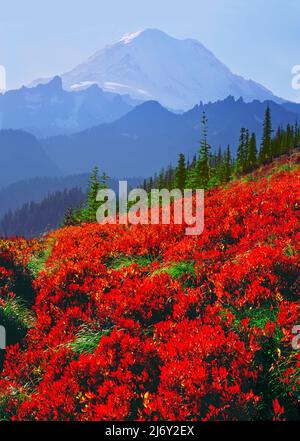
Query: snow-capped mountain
xmin=33 ymin=29 xmax=282 ymax=111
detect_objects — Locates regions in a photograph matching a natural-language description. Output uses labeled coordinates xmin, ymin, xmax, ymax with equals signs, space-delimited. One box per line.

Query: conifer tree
xmin=85 ymin=166 xmax=101 ymax=221
xmin=165 ymin=163 xmax=175 ymax=190
xmin=224 ymin=145 xmax=232 ymax=181
xmin=149 ymin=176 xmax=153 ymax=191
xmin=197 ymin=111 xmax=211 ymax=187
xmin=216 ymin=146 xmax=222 ymax=170
xmin=190 ymin=155 xmax=197 ymax=170
xmin=213 ymin=147 xmax=224 ymax=184
xmin=158 ymin=169 xmax=165 ymax=190
xmin=142 ymin=178 xmax=147 ymax=192
xmin=248 ymin=132 xmax=257 ymax=171
xmin=285 ymin=124 xmax=293 ymax=153
xmin=236 ymin=127 xmax=247 ymax=173
xmin=100 ymin=172 xmax=108 ymax=190
xmin=259 ymin=106 xmax=272 ymax=163
xmin=187 ymin=112 xmax=212 ymax=189
xmin=271 ymin=127 xmax=282 ymax=157
xmin=174 ymin=153 xmax=187 ymax=191
xmin=79 ymin=167 xmax=109 ymax=222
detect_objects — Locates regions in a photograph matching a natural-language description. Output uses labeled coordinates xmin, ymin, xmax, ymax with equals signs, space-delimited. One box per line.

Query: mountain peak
xmin=36 ymin=76 xmax=63 ymax=91
xmin=119 ymin=30 xmax=145 ymax=44
xmin=53 ymin=30 xmax=280 ymax=110
xmin=119 ymin=28 xmax=169 ymax=44
xmin=49 ymin=76 xmax=63 ymax=88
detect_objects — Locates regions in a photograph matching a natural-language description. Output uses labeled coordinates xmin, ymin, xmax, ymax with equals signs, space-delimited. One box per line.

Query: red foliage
xmin=0 ymin=162 xmax=299 ymax=421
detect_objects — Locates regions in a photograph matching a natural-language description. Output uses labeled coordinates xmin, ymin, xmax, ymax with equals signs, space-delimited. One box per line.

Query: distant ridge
xmin=41 ymin=96 xmax=299 ymax=177
xmin=0 ymin=77 xmax=133 ymax=137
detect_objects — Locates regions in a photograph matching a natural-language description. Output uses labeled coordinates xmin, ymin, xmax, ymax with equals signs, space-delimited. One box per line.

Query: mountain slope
xmin=50 ymin=28 xmax=282 ymax=110
xmin=42 ymin=97 xmax=299 ymax=177
xmin=0 ymin=77 xmax=133 ymax=137
xmin=0 ymin=188 xmax=86 ymax=239
xmin=282 ymin=101 xmax=300 ymax=115
xmin=0 ymin=153 xmax=299 ymax=420
xmin=0 ymin=130 xmax=61 ymax=188
xmin=0 ymin=175 xmax=142 ymax=218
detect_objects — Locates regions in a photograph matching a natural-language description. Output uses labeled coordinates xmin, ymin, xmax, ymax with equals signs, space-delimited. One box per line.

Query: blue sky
xmin=0 ymin=0 xmax=299 ymax=101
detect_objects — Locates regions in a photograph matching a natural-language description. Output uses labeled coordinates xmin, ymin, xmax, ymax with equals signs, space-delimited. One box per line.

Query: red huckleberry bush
xmin=0 ymin=157 xmax=299 ymax=421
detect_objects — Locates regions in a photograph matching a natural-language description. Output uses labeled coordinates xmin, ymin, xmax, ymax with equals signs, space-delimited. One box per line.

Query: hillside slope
xmin=0 ymin=188 xmax=86 ymax=239
xmin=0 ymin=130 xmax=61 ymax=188
xmin=0 ymin=154 xmax=299 ymax=421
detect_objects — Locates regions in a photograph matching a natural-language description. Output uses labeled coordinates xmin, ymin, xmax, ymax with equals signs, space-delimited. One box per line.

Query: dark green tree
xmin=259 ymin=106 xmax=273 ymax=163
xmin=79 ymin=167 xmax=109 ymax=222
xmin=85 ymin=166 xmax=101 ymax=221
xmin=248 ymin=132 xmax=257 ymax=171
xmin=236 ymin=127 xmax=247 ymax=173
xmin=100 ymin=172 xmax=108 ymax=189
xmin=271 ymin=127 xmax=282 ymax=157
xmin=174 ymin=153 xmax=187 ymax=191
xmin=158 ymin=169 xmax=165 ymax=190
xmin=224 ymin=145 xmax=232 ymax=181
xmin=197 ymin=111 xmax=211 ymax=187
xmin=187 ymin=112 xmax=211 ymax=189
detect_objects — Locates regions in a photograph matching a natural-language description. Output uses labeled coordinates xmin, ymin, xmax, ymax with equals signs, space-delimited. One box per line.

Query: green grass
xmin=0 ymin=297 xmax=35 ymax=331
xmin=247 ymin=306 xmax=279 ymax=329
xmin=27 ymin=242 xmax=54 ymax=278
xmin=241 ymin=174 xmax=258 ymax=183
xmin=68 ymin=325 xmax=111 ymax=355
xmin=152 ymin=261 xmax=196 ymax=279
xmin=284 ymin=243 xmax=298 ymax=257
xmin=269 ymin=352 xmax=300 ymax=401
xmin=108 ymin=255 xmax=152 ymax=270
xmin=221 ymin=304 xmax=280 ymax=334
xmin=0 ymin=297 xmax=36 ymax=357
xmin=267 ymin=162 xmax=299 ymax=181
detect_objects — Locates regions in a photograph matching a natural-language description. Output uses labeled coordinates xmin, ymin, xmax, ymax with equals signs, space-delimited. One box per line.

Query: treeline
xmin=0 ymin=188 xmax=85 ymax=239
xmin=65 ymin=107 xmax=300 ymax=228
xmin=63 ymin=168 xmax=108 ymax=226
xmin=142 ymin=107 xmax=300 ymax=192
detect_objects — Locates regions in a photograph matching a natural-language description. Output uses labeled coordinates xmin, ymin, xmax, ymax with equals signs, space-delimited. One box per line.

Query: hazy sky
xmin=0 ymin=0 xmax=299 ymax=101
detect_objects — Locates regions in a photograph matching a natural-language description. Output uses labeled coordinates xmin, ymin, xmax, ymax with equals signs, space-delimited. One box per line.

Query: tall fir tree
xmin=187 ymin=111 xmax=211 ymax=189
xmin=197 ymin=111 xmax=211 ymax=187
xmin=186 ymin=112 xmax=211 ymax=189
xmin=85 ymin=166 xmax=101 ymax=221
xmin=187 ymin=112 xmax=211 ymax=189
xmin=165 ymin=163 xmax=175 ymax=190
xmin=100 ymin=172 xmax=108 ymax=190
xmin=224 ymin=145 xmax=232 ymax=181
xmin=248 ymin=132 xmax=257 ymax=171
xmin=158 ymin=169 xmax=165 ymax=190
xmin=236 ymin=127 xmax=247 ymax=173
xmin=271 ymin=127 xmax=282 ymax=157
xmin=79 ymin=167 xmax=109 ymax=222
xmin=174 ymin=153 xmax=187 ymax=191
xmin=259 ymin=105 xmax=273 ymax=164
